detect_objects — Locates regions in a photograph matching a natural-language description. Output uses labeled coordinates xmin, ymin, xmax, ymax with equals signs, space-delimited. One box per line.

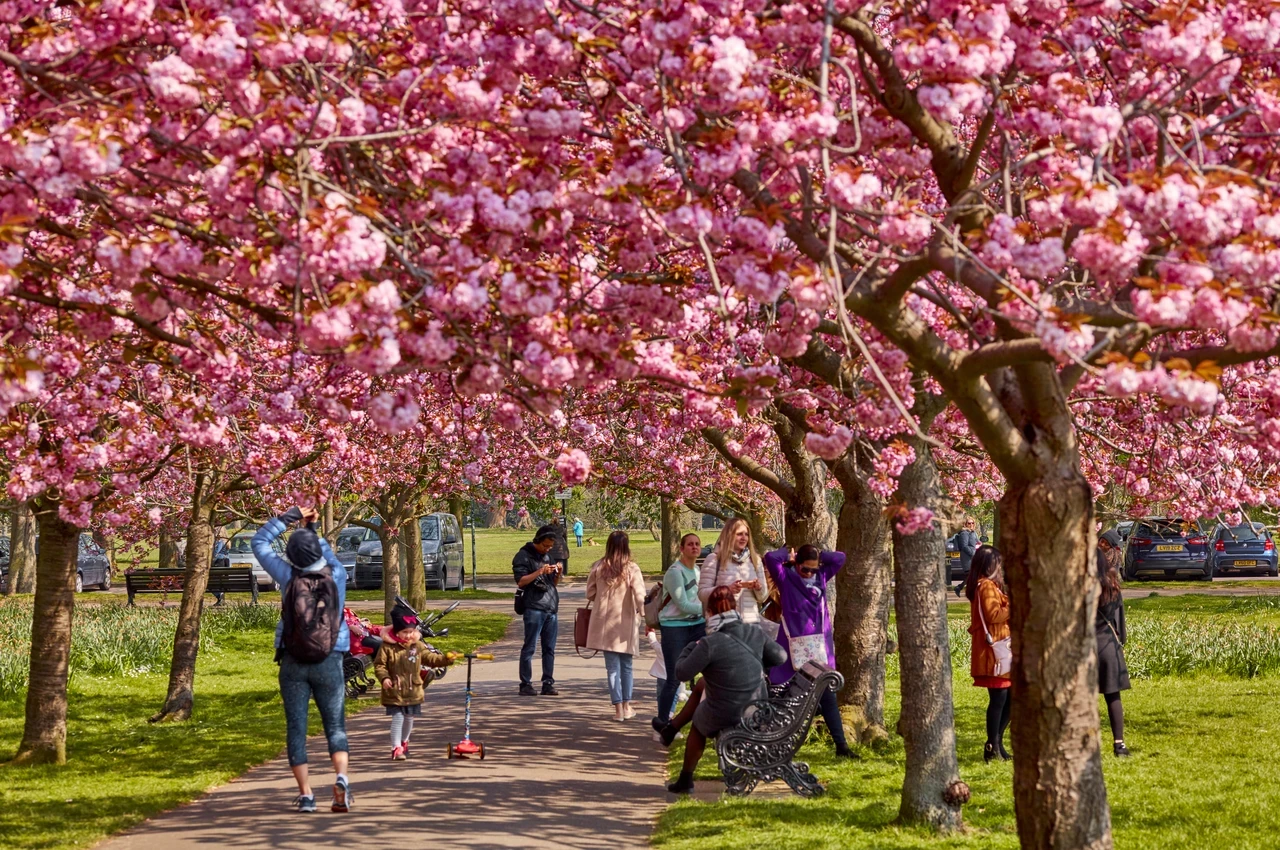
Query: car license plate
xmin=1156 ymin=544 xmax=1182 ymax=552
xmin=949 ymin=552 xmax=960 ymax=560
xmin=1235 ymin=560 xmax=1257 ymax=567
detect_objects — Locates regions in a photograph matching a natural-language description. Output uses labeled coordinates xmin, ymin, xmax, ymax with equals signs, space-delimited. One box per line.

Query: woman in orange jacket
xmin=965 ymin=545 xmax=1011 ymax=762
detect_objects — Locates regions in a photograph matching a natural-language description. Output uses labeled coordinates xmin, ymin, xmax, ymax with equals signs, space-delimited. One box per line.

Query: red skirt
xmin=973 ymin=676 xmax=1011 ymax=689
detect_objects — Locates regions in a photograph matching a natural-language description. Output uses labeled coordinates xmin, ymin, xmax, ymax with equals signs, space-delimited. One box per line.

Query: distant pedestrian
xmin=952 ymin=516 xmax=980 ymax=595
xmin=763 ymin=544 xmax=852 ymax=757
xmin=585 ymin=531 xmax=647 ymax=721
xmin=697 ymin=518 xmax=767 ymax=623
xmin=548 ymin=518 xmax=571 ymax=576
xmin=375 ymin=603 xmax=455 ymax=760
xmin=966 ymin=544 xmax=1011 ymax=762
xmin=1096 ymin=529 xmax=1131 ymax=757
xmin=652 ymin=533 xmax=706 ymax=728
xmin=253 ymin=506 xmax=353 ymax=813
xmin=573 ymin=517 xmax=584 ymax=547
xmin=513 ymin=524 xmax=563 ymax=696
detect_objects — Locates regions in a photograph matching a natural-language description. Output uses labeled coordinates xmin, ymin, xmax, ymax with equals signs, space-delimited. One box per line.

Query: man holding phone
xmin=513 ymin=524 xmax=564 ymax=696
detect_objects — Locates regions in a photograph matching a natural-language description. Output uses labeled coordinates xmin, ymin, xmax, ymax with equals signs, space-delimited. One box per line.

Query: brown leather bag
xmin=574 ymin=603 xmax=597 ymax=658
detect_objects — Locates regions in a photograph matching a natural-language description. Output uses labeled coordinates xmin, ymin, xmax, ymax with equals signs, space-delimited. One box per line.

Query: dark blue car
xmin=1123 ymin=518 xmax=1211 ymax=581
xmin=1208 ymin=522 xmax=1278 ymax=577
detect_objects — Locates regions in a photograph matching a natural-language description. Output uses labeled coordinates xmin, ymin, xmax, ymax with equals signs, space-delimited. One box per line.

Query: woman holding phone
xmin=697 ymin=518 xmax=767 ymax=623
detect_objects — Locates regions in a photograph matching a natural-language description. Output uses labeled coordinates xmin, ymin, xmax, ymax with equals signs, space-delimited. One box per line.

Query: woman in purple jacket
xmin=763 ymin=544 xmax=851 ymax=757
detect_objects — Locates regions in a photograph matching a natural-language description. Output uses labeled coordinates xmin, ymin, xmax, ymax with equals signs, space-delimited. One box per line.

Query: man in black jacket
xmin=513 ymin=524 xmax=563 ymax=696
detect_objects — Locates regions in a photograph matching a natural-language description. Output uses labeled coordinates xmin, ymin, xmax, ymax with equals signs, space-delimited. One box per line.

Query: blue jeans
xmin=279 ymin=651 xmax=348 ymax=767
xmin=657 ymin=621 xmax=705 ymax=722
xmin=520 ymin=610 xmax=557 ymax=687
xmin=603 ymin=651 xmax=634 ymax=704
xmin=575 ymin=534 xmax=583 ymax=547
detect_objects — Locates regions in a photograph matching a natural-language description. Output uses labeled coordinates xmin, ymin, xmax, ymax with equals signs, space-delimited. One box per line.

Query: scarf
xmin=707 ymin=610 xmax=742 ymax=633
xmin=729 ymin=547 xmax=752 ymax=566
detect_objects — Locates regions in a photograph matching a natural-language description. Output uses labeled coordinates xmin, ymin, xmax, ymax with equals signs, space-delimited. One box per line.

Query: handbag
xmin=574 ymin=602 xmax=598 ymax=658
xmin=977 ymin=587 xmax=1012 ymax=677
xmin=780 ymin=584 xmax=830 ymax=669
xmin=513 ymin=588 xmax=526 ymax=616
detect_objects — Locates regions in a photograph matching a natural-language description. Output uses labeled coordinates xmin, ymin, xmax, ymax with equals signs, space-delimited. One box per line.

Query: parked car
xmin=945 ymin=535 xmax=964 ymax=580
xmin=225 ymin=531 xmax=284 ymax=589
xmin=1123 ymin=517 xmax=1211 ymax=581
xmin=0 ymin=534 xmax=111 ymax=592
xmin=334 ymin=526 xmax=373 ymax=588
xmin=352 ymin=513 xmax=466 ymax=591
xmin=1208 ymin=522 xmax=1278 ymax=577
xmin=1116 ymin=520 xmax=1134 ymax=542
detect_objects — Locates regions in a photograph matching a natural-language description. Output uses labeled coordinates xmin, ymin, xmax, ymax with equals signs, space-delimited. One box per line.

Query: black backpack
xmin=281 ymin=566 xmax=341 ymax=663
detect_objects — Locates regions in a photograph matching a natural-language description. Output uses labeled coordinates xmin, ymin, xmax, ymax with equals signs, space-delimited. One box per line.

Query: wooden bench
xmin=716 ymin=661 xmax=844 ymax=798
xmin=126 ymin=568 xmax=259 ymax=606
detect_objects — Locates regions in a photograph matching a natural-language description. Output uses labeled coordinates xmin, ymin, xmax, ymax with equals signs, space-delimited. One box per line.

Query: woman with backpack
xmin=585 ymin=530 xmax=647 ymax=721
xmin=966 ymin=544 xmax=1012 ymax=762
xmin=762 ymin=544 xmax=851 ymax=757
xmin=252 ymin=506 xmax=353 ymax=813
xmin=651 ymin=532 xmax=706 ymax=729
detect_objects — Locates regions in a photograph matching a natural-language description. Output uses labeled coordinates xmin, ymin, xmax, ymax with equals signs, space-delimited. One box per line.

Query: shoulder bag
xmin=977 ymin=586 xmax=1012 ymax=677
xmin=780 ymin=586 xmax=829 ymax=669
xmin=574 ymin=600 xmax=597 ymax=658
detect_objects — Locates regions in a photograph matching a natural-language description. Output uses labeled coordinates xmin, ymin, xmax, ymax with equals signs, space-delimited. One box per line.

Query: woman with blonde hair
xmin=697 ymin=518 xmax=768 ymax=623
xmin=586 ymin=530 xmax=647 ymax=721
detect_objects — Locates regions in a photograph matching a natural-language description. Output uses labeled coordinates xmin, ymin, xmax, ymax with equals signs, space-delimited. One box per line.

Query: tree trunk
xmin=402 ymin=515 xmax=425 ymax=611
xmin=380 ymin=527 xmax=402 ymax=622
xmin=829 ymin=456 xmax=891 ymax=744
xmin=660 ymin=497 xmax=680 ymax=571
xmin=1001 ymin=471 xmax=1111 ymax=850
xmin=490 ymin=503 xmax=508 ymax=529
xmin=11 ymin=502 xmax=79 ymax=764
xmin=782 ymin=461 xmax=837 ymax=550
xmin=6 ymin=502 xmax=37 ymax=594
xmin=322 ymin=500 xmax=336 ymax=538
xmin=158 ymin=530 xmax=179 ymax=570
xmin=892 ymin=439 xmax=963 ymax=830
xmin=152 ymin=476 xmax=216 ymax=722
xmin=447 ymin=495 xmax=466 ymax=538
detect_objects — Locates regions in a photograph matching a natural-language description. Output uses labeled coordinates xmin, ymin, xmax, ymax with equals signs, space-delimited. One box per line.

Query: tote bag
xmin=780 ymin=586 xmax=830 ymax=670
xmin=977 ymin=592 xmax=1012 ymax=677
xmin=574 ymin=602 xmax=597 ymax=659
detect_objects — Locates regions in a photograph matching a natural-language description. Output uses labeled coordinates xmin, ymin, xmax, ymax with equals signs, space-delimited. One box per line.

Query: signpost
xmin=469 ymin=503 xmax=477 ymax=591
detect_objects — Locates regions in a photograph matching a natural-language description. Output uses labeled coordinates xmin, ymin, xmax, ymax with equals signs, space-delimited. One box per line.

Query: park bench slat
xmin=125 ymin=568 xmax=259 ymax=606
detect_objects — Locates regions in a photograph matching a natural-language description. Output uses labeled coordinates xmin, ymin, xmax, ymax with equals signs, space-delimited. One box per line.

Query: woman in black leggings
xmin=1096 ymin=530 xmax=1131 ymax=756
xmin=966 ymin=545 xmax=1011 ymax=761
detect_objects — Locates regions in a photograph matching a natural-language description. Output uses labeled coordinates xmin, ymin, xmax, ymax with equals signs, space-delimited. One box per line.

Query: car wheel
xmin=1199 ymin=563 xmax=1214 ymax=582
xmin=100 ymin=571 xmax=112 ymax=591
xmin=75 ymin=573 xmax=83 ymax=593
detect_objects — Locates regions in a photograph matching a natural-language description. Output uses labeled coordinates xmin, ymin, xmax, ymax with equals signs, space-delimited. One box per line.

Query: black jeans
xmin=657 ymin=622 xmax=705 ymax=722
xmin=1104 ymin=691 xmax=1124 ymax=741
xmin=818 ymin=688 xmax=850 ymax=751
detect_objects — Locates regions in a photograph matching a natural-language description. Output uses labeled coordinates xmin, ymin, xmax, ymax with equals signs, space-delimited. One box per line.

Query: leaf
xmin=1132 ymin=351 xmax=1151 ymax=365
xmin=1164 ymin=357 xmax=1192 ymax=373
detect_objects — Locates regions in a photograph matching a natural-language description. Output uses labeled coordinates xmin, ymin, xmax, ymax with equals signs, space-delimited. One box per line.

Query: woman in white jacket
xmin=697 ymin=518 xmax=767 ymax=623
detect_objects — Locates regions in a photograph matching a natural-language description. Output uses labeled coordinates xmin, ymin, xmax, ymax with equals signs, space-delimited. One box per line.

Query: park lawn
xmin=655 ymin=594 xmax=1280 ymax=850
xmin=0 ymin=607 xmax=510 ymax=850
xmin=453 ymin=526 xmax=703 ymax=576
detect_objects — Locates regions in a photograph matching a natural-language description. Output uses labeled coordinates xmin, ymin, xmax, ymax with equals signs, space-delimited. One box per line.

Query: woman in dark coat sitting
xmin=662 ymin=584 xmax=786 ymax=794
xmin=1097 ymin=529 xmax=1131 ymax=757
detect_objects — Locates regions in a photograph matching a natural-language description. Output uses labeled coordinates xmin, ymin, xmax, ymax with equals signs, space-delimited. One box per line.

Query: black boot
xmin=667 ymin=771 xmax=694 ymax=794
xmin=1114 ymin=740 xmax=1131 ymax=757
xmin=998 ymin=741 xmax=1012 ymax=761
xmin=658 ymin=723 xmax=678 ymax=747
xmin=834 ymin=745 xmax=855 ymax=759
xmin=983 ymin=742 xmax=997 ymax=763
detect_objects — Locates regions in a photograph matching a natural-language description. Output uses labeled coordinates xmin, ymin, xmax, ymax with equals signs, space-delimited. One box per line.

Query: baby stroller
xmin=343 ymin=598 xmax=459 ymax=698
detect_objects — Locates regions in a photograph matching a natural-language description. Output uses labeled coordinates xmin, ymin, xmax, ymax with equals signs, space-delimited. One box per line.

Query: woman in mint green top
xmin=653 ymin=533 xmax=707 ymax=725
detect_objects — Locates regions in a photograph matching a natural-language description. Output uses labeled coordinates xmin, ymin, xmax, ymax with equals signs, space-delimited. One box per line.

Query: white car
xmin=225 ymin=532 xmax=284 ymax=589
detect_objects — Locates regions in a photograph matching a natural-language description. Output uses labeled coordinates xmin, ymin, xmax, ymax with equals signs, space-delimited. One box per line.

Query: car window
xmin=1218 ymin=523 xmax=1265 ymax=541
xmin=336 ymin=532 xmax=364 ymax=553
xmin=421 ymin=517 xmax=440 ymax=541
xmin=228 ymin=536 xmax=254 ymax=554
xmin=1134 ymin=519 xmax=1190 ymax=538
xmin=79 ymin=534 xmax=102 ymax=554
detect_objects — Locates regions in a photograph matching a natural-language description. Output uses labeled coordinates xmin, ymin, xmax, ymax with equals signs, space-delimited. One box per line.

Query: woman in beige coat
xmin=586 ymin=530 xmax=647 ymax=721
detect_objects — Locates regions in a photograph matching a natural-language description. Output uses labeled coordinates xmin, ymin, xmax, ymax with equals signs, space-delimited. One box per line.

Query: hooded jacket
xmin=373 ymin=632 xmax=451 ymax=707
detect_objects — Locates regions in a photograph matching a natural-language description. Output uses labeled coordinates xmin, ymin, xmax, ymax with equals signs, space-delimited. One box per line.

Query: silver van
xmin=353 ymin=512 xmax=466 ymax=591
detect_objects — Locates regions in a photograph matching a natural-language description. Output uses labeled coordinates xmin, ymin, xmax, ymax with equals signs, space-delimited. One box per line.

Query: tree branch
xmin=700 ymin=427 xmax=795 ymax=502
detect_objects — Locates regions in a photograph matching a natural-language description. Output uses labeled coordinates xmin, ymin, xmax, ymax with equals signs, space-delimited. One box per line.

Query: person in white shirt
xmin=697 ymin=518 xmax=767 ymax=623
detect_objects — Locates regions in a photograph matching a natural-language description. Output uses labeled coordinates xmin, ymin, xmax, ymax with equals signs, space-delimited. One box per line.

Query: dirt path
xmin=95 ymin=597 xmax=672 ymax=850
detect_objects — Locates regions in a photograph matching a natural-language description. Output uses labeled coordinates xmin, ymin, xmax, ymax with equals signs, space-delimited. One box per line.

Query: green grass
xmin=0 ymin=600 xmax=510 ymax=850
xmin=344 ymin=587 xmax=507 ymax=602
xmin=453 ymin=526 xmax=701 ymax=575
xmin=656 ymin=594 xmax=1280 ymax=849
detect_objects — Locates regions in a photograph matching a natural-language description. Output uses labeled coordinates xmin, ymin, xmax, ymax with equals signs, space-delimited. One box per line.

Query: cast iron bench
xmin=126 ymin=567 xmax=259 ymax=606
xmin=716 ymin=660 xmax=844 ymax=797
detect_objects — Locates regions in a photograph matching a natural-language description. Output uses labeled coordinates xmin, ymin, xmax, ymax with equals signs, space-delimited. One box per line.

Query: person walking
xmin=663 ymin=585 xmax=787 ymax=794
xmin=549 ymin=518 xmax=571 ymax=576
xmin=513 ymin=524 xmax=563 ymax=696
xmin=762 ymin=544 xmax=852 ymax=757
xmin=697 ymin=518 xmax=767 ymax=623
xmin=374 ymin=602 xmax=456 ymax=760
xmin=252 ymin=506 xmax=353 ymax=813
xmin=573 ymin=517 xmax=584 ymax=547
xmin=952 ymin=516 xmax=980 ymax=595
xmin=585 ymin=530 xmax=647 ymax=721
xmin=1097 ymin=529 xmax=1132 ymax=757
xmin=966 ymin=544 xmax=1012 ymax=762
xmin=652 ymin=533 xmax=706 ymax=728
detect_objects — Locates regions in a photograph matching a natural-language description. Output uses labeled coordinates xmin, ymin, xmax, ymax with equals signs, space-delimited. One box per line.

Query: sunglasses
xmin=797 ymin=565 xmax=819 ymax=576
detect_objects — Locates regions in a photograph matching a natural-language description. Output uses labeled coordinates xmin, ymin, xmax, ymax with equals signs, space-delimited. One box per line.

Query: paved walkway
xmin=96 ymin=598 xmax=673 ymax=850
